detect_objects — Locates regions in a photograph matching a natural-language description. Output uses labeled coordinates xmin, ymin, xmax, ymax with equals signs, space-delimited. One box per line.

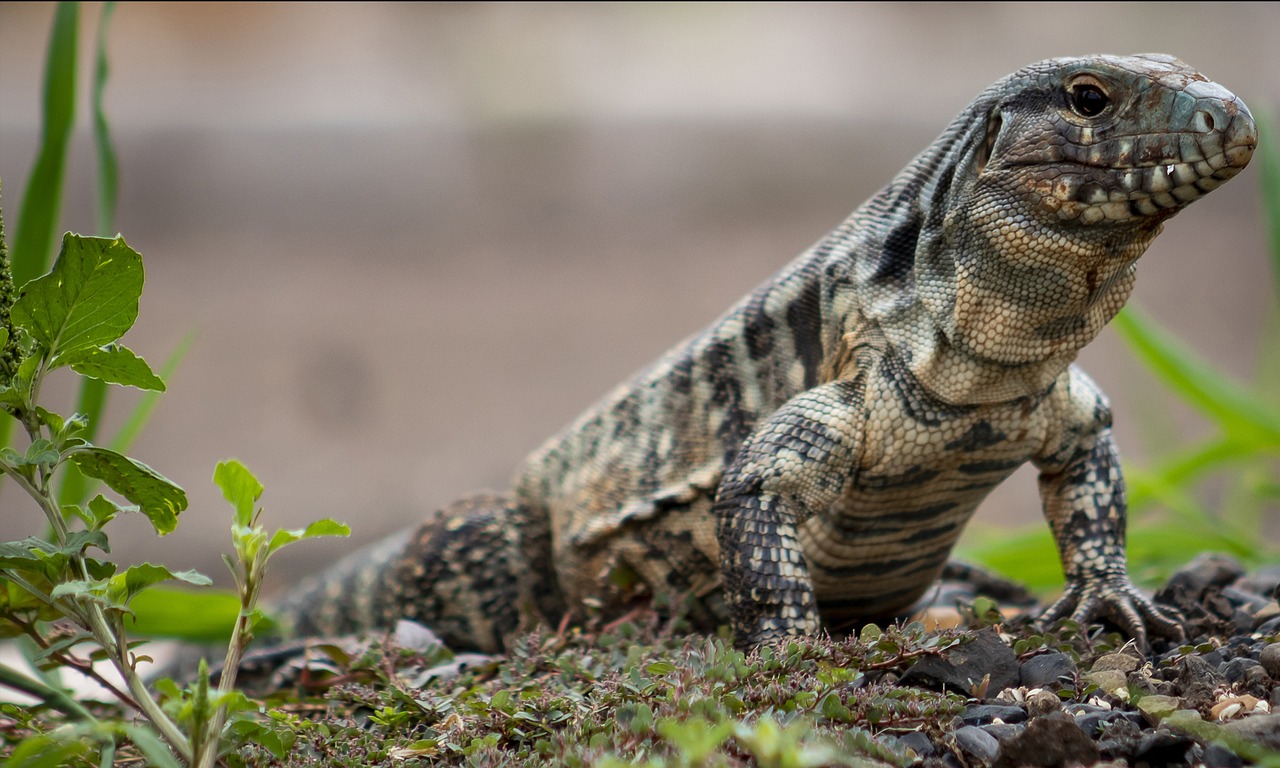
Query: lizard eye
xmin=1069 ymin=83 xmax=1110 ymax=118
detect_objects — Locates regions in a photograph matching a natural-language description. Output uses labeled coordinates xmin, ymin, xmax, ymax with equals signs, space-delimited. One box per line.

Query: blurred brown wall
xmin=0 ymin=3 xmax=1276 ymax=586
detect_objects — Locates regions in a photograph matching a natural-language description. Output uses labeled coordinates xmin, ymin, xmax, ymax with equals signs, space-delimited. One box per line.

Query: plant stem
xmin=195 ymin=548 xmax=266 ymax=768
xmin=6 ymin=432 xmax=194 ymax=762
xmin=0 ymin=661 xmax=97 ymax=722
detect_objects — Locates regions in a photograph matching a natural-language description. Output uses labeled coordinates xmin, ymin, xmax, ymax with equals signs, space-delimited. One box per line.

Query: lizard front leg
xmin=714 ymin=379 xmax=865 ymax=648
xmin=1035 ymin=428 xmax=1184 ymax=651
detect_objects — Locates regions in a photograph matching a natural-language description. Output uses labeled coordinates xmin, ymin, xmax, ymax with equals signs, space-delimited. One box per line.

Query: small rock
xmin=961 ymin=704 xmax=1028 ymax=726
xmin=1202 ymin=742 xmax=1245 ymax=768
xmin=896 ymin=730 xmax=934 ymax=758
xmin=1161 ymin=553 xmax=1247 ymax=597
xmin=1135 ymin=695 xmax=1183 ymax=725
xmin=1133 ymin=729 xmax=1196 ymax=766
xmin=1082 ymin=669 xmax=1127 ymax=694
xmin=1222 ymin=658 xmax=1262 ymax=684
xmin=955 ymin=725 xmax=1000 ymax=764
xmin=1222 ymin=586 xmax=1271 ymax=614
xmin=393 ymin=619 xmax=443 ymax=652
xmin=900 ymin=627 xmax=1019 ymax=695
xmin=1235 ymin=565 xmax=1280 ymax=601
xmin=1019 ymin=651 xmax=1077 ymax=689
xmin=1254 ymin=615 xmax=1280 ymax=637
xmin=1180 ymin=654 xmax=1227 ymax=711
xmin=1095 ymin=717 xmax=1143 ymax=761
xmin=1221 ymin=713 xmax=1280 ymax=749
xmin=1092 ymin=652 xmax=1141 ymax=673
xmin=1026 ymin=689 xmax=1061 ymax=717
xmin=992 ymin=715 xmax=1099 ymax=768
xmin=1259 ymin=643 xmax=1280 ymax=678
xmin=981 ymin=722 xmax=1024 ymax=742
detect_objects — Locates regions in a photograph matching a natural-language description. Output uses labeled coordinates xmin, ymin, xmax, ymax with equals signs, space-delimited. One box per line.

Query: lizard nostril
xmin=1194 ymin=110 xmax=1216 ymax=132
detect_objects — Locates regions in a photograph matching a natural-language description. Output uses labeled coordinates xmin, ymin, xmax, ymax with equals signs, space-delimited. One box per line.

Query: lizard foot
xmin=1036 ymin=575 xmax=1185 ymax=653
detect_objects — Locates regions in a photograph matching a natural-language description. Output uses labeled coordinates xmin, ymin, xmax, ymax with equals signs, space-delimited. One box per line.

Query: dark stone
xmin=901 ymin=627 xmax=1019 ymax=695
xmin=1133 ymin=729 xmax=1196 ymax=766
xmin=1159 ymin=553 xmax=1246 ymax=597
xmin=1222 ymin=585 xmax=1270 ymax=614
xmin=1202 ymin=742 xmax=1245 ymax=768
xmin=1020 ymin=652 xmax=1077 ymax=689
xmin=1260 ymin=643 xmax=1280 ymax=678
xmin=1222 ymin=657 xmax=1262 ymax=683
xmin=981 ymin=723 xmax=1024 ymax=742
xmin=992 ymin=715 xmax=1099 ymax=768
xmin=1257 ymin=616 xmax=1280 ymax=637
xmin=955 ymin=725 xmax=999 ymax=764
xmin=1222 ymin=713 xmax=1280 ymax=750
xmin=1074 ymin=709 xmax=1127 ymax=737
xmin=896 ymin=730 xmax=935 ymax=758
xmin=1235 ymin=565 xmax=1280 ymax=601
xmin=961 ymin=704 xmax=1028 ymax=726
xmin=1095 ymin=718 xmax=1143 ymax=761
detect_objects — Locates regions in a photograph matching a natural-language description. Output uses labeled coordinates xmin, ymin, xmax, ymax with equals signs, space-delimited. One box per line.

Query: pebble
xmin=1259 ymin=642 xmax=1280 ymax=677
xmin=961 ymin=703 xmax=1027 ymax=725
xmin=1019 ymin=651 xmax=1077 ymax=688
xmin=955 ymin=725 xmax=999 ymax=763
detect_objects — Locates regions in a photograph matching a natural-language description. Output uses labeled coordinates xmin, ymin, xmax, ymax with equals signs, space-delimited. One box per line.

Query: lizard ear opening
xmin=976 ymin=111 xmax=1002 ymax=174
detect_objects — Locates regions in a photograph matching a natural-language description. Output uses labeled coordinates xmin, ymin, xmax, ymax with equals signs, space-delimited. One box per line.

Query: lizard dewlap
xmin=277 ymin=54 xmax=1256 ymax=654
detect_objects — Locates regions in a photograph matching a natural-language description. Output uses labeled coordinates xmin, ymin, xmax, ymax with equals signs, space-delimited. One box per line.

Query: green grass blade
xmin=1112 ymin=306 xmax=1280 ymax=445
xmin=12 ymin=2 xmax=79 ymax=288
xmin=1257 ymin=111 xmax=1280 ymax=299
xmin=108 ymin=329 xmax=196 ymax=454
xmin=60 ymin=4 xmax=120 ymax=507
xmin=1124 ymin=436 xmax=1255 ymax=510
xmin=92 ymin=2 xmax=118 ymax=236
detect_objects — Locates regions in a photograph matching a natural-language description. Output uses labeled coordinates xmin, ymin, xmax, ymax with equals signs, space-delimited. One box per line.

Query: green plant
xmin=0 ymin=4 xmax=351 ymax=763
xmin=0 ymin=218 xmax=348 ymax=764
xmin=962 ymin=113 xmax=1280 ymax=589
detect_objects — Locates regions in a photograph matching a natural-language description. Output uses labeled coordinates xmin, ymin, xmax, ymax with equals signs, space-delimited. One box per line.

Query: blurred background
xmin=0 ymin=3 xmax=1276 ymax=590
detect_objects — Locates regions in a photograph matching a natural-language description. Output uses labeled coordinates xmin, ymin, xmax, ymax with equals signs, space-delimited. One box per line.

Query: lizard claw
xmin=1037 ymin=575 xmax=1185 ymax=653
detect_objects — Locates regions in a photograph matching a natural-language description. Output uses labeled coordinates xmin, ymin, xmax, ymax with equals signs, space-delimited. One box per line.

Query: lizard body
xmin=280 ymin=54 xmax=1256 ymax=652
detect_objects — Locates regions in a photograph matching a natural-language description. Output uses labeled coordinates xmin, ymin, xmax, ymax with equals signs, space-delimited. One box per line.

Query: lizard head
xmin=981 ymin=53 xmax=1257 ymax=229
xmin=910 ymin=54 xmax=1256 ymax=382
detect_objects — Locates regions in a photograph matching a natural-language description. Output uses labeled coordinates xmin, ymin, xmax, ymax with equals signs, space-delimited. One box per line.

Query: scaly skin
xmin=278 ymin=54 xmax=1256 ymax=653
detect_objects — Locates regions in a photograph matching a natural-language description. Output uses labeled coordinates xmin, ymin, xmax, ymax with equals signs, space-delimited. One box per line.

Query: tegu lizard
xmin=278 ymin=54 xmax=1256 ymax=652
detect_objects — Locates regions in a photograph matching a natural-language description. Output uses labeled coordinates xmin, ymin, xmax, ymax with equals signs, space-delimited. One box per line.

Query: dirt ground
xmin=0 ymin=3 xmax=1276 ymax=589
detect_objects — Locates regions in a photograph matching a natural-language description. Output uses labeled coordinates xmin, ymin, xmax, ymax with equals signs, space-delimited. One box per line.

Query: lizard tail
xmin=274 ymin=493 xmax=562 ymax=653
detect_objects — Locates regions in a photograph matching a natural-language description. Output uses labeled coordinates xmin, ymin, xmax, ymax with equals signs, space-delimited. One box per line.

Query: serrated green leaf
xmin=12 ymin=233 xmax=143 ymax=359
xmin=23 ymin=438 xmax=59 ymax=466
xmin=0 ymin=540 xmax=43 ymax=570
xmin=108 ymin=563 xmax=210 ymax=607
xmin=0 ymin=385 xmax=23 ymax=407
xmin=62 ymin=529 xmax=108 ymax=556
xmin=50 ymin=579 xmax=94 ymax=601
xmin=67 ymin=446 xmax=186 ymax=534
xmin=84 ymin=494 xmax=127 ymax=529
xmin=59 ymin=342 xmax=165 ymax=390
xmin=213 ymin=459 xmax=263 ymax=527
xmin=266 ymin=518 xmax=350 ymax=555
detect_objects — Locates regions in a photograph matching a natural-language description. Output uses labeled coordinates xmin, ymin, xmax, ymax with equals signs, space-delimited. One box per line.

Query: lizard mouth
xmin=1024 ymin=103 xmax=1257 ymax=225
